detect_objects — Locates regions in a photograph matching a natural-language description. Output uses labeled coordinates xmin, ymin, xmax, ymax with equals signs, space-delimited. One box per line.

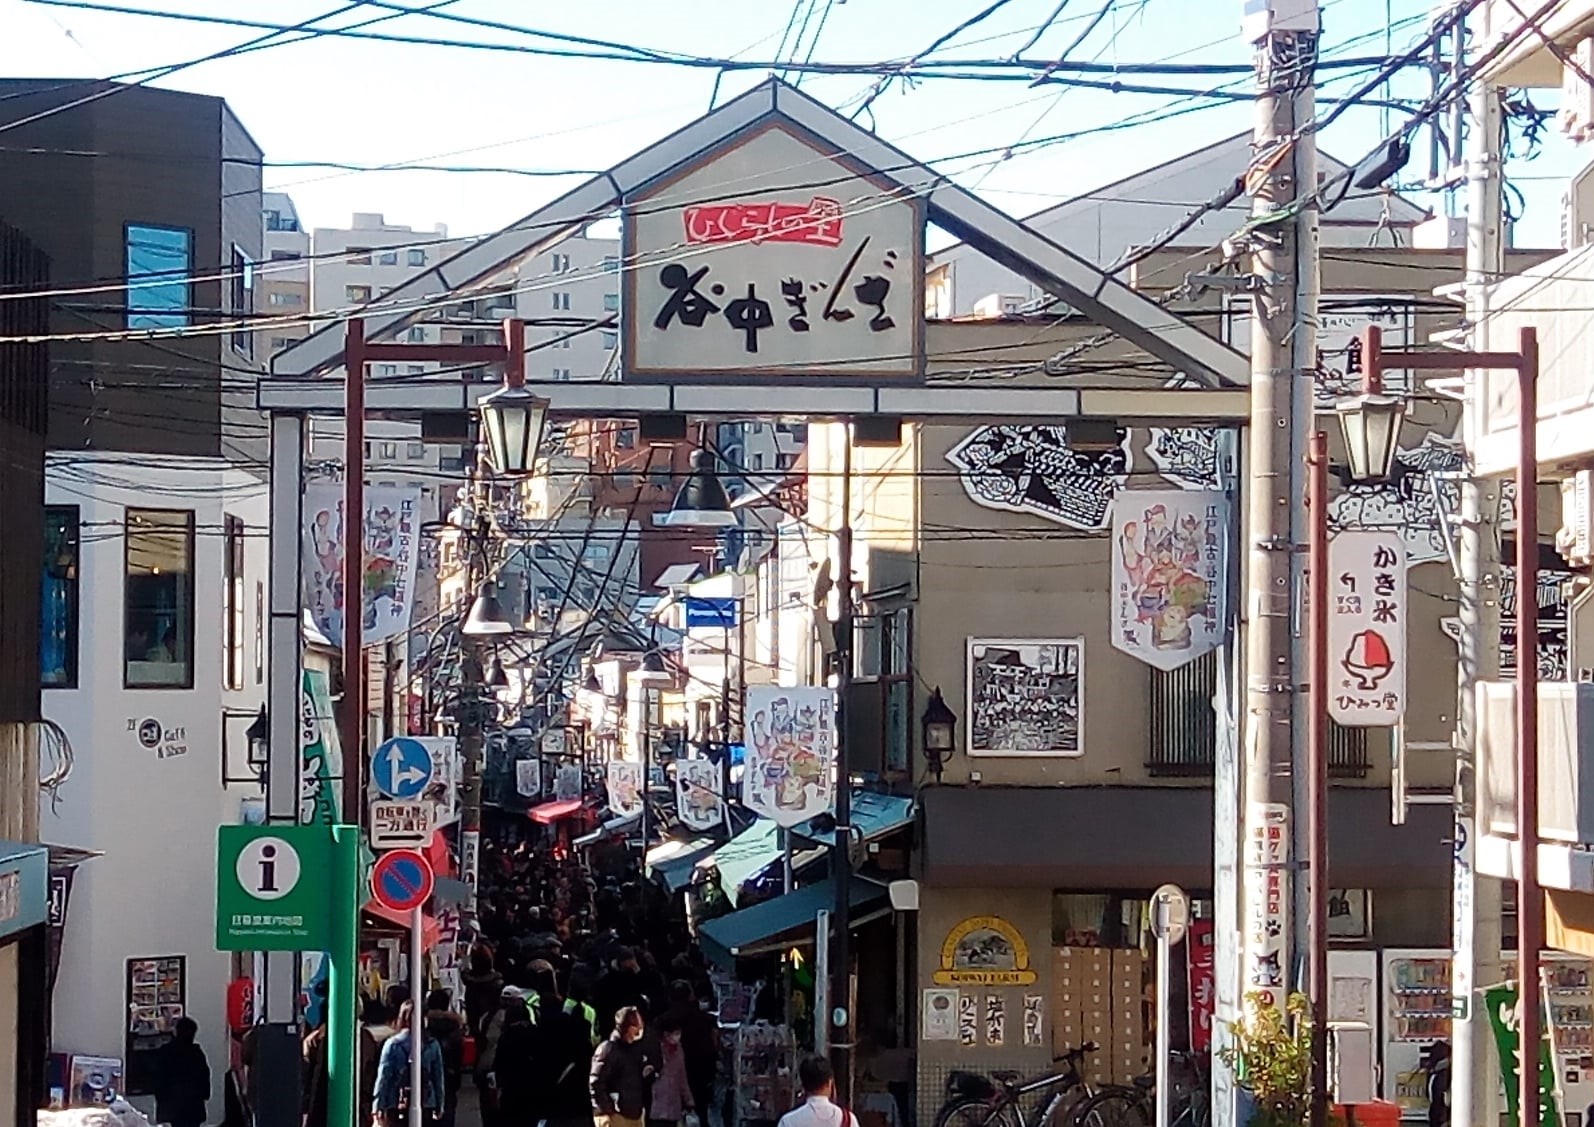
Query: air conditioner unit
xmin=1560 ymin=471 xmax=1593 ymax=566
xmin=971 ymin=293 xmax=1026 ymax=319
xmin=1563 ymin=156 xmax=1594 ymax=250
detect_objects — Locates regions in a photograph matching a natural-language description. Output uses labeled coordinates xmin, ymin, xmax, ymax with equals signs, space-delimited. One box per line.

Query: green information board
xmin=215 ymin=824 xmax=333 ymax=951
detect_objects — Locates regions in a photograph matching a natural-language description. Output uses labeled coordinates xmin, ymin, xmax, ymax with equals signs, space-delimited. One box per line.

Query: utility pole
xmin=1452 ymin=7 xmax=1506 ymax=1121
xmin=342 ymin=319 xmax=368 ymax=828
xmin=830 ymin=422 xmax=855 ymax=1100
xmin=1241 ymin=0 xmax=1320 ymax=1014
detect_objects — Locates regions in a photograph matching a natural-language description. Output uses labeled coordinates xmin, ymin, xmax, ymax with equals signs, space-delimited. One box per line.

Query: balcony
xmin=1479 ymin=0 xmax=1594 ymax=87
xmin=1475 ymin=681 xmax=1594 ymax=889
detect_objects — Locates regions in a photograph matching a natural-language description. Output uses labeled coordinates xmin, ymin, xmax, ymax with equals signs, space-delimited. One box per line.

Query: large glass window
xmin=125 ymin=224 xmax=192 ymax=328
xmin=224 ymin=514 xmax=245 ymax=691
xmin=231 ymin=246 xmax=253 ymax=357
xmin=125 ymin=510 xmax=195 ymax=689
xmin=41 ymin=507 xmax=79 ymax=688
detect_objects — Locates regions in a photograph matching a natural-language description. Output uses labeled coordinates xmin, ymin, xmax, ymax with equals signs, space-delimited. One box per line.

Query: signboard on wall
xmin=743 ymin=685 xmax=836 ymax=826
xmin=932 ymin=915 xmax=1039 ymax=987
xmin=1327 ymin=531 xmax=1407 ymax=726
xmin=124 ymin=955 xmax=185 ymax=1096
xmin=966 ymin=638 xmax=1082 ymax=757
xmin=623 ymin=123 xmax=925 ymax=381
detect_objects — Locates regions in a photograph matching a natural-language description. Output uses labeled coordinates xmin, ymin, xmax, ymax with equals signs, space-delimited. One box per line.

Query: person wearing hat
xmin=474 ymin=985 xmax=527 ymax=1127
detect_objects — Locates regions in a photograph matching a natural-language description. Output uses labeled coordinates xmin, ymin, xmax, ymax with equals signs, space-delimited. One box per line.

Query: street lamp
xmin=1336 ymin=393 xmax=1406 ymax=485
xmin=920 ymin=688 xmax=957 ymax=783
xmin=245 ymin=706 xmax=269 ymax=778
xmin=487 ymin=656 xmax=510 ymax=689
xmin=658 ymin=449 xmax=736 ymax=528
xmin=462 ymin=582 xmax=514 ymax=637
xmin=477 ymin=384 xmax=550 ymax=477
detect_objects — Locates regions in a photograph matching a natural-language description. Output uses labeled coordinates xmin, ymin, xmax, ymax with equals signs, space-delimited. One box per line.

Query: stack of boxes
xmin=1052 ymin=946 xmax=1149 ymax=1084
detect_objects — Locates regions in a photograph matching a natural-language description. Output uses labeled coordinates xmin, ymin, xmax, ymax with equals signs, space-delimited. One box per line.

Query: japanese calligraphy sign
xmin=623 ymin=123 xmax=924 ymax=381
xmin=302 ymin=484 xmax=424 ymax=647
xmin=1327 ymin=530 xmax=1407 ymax=726
xmin=1187 ymin=919 xmax=1217 ymax=1052
xmin=368 ymin=799 xmax=435 ymax=850
xmin=1110 ymin=490 xmax=1230 ymax=670
xmin=1243 ymin=801 xmax=1290 ymax=1013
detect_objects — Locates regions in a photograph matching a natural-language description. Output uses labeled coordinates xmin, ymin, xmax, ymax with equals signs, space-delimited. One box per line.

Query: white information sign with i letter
xmin=1327 ymin=530 xmax=1406 ymax=726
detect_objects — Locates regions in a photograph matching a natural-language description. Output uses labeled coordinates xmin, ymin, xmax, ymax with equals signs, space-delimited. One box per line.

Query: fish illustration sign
xmin=1327 ymin=530 xmax=1406 ymax=725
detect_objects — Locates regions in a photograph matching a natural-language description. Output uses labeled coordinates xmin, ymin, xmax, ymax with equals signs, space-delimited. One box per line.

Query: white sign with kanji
xmin=1327 ymin=530 xmax=1406 ymax=726
xmin=623 ymin=123 xmax=924 ymax=381
xmin=369 ymin=800 xmax=435 ymax=850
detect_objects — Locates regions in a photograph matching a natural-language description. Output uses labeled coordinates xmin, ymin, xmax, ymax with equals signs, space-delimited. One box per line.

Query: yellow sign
xmin=933 ymin=915 xmax=1038 ymax=986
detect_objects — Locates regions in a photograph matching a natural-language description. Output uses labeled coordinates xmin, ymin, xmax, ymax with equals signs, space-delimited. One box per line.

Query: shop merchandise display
xmin=734 ymin=1021 xmax=796 ymax=1124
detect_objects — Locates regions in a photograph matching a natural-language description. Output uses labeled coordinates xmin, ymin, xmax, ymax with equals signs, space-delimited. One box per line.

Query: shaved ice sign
xmin=1327 ymin=530 xmax=1406 ymax=726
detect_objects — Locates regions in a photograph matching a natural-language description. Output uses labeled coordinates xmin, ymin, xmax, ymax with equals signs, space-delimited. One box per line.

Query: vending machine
xmin=1381 ymin=948 xmax=1452 ymax=1118
xmin=1502 ymin=952 xmax=1594 ymax=1119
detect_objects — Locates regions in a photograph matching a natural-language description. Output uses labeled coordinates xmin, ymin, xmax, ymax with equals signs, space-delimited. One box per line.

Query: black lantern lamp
xmin=477 ymin=384 xmax=549 ymax=476
xmin=487 ymin=656 xmax=510 ymax=689
xmin=245 ymin=706 xmax=270 ymax=776
xmin=921 ymin=687 xmax=957 ymax=783
xmin=659 ymin=449 xmax=736 ymax=528
xmin=462 ymin=582 xmax=514 ymax=637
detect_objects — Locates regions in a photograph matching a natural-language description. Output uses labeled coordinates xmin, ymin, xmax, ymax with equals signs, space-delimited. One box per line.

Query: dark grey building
xmin=0 ymin=79 xmax=264 ymax=460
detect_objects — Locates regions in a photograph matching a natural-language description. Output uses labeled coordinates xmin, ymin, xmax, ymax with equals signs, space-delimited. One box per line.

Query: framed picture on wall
xmin=966 ymin=638 xmax=1083 ymax=757
xmin=1327 ymin=889 xmax=1371 ymax=939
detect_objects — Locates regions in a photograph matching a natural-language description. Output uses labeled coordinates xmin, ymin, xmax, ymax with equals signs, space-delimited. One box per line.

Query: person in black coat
xmin=590 ymin=1007 xmax=655 ymax=1127
xmin=528 ymin=964 xmax=597 ymax=1127
xmin=493 ymin=995 xmax=541 ymax=1123
xmin=154 ymin=1017 xmax=212 ymax=1127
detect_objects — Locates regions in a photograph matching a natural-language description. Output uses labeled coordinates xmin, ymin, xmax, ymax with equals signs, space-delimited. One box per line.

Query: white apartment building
xmin=516 ymin=231 xmax=621 ymax=381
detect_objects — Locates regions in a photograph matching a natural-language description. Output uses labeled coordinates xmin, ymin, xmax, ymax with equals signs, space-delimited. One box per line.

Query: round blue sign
xmin=371 ymin=737 xmax=434 ymax=800
xmin=370 ymin=849 xmax=433 ymax=913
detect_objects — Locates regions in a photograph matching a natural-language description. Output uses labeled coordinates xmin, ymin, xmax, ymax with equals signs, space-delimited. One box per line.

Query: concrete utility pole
xmin=1451 ymin=10 xmax=1506 ymax=1121
xmin=1241 ymin=0 xmax=1320 ymax=1013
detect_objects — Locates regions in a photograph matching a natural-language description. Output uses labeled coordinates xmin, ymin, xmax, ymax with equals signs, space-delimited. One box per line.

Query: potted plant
xmin=1221 ymin=992 xmax=1337 ymax=1127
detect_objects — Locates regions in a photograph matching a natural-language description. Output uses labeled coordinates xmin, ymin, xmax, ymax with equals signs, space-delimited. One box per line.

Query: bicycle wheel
xmin=936 ymin=1097 xmax=1018 ymax=1127
xmin=1071 ymin=1088 xmax=1150 ymax=1127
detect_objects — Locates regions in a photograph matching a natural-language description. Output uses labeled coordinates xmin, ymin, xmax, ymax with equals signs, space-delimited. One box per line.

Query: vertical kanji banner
xmin=1327 ymin=530 xmax=1407 ymax=725
xmin=303 ymin=484 xmax=424 ymax=648
xmin=1110 ymin=489 xmax=1229 ymax=670
xmin=1187 ymin=918 xmax=1216 ymax=1052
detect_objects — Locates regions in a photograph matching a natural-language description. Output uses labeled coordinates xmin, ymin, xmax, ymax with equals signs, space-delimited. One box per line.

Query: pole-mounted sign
xmin=1326 ymin=530 xmax=1407 ymax=726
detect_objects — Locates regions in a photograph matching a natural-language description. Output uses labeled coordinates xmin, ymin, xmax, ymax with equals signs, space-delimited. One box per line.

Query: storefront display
xmin=123 ymin=955 xmax=187 ymax=1096
xmin=1505 ymin=953 xmax=1594 ymax=1116
xmin=1382 ymin=948 xmax=1451 ymax=1116
xmin=1052 ymin=946 xmax=1146 ymax=1084
xmin=734 ymin=1021 xmax=795 ymax=1125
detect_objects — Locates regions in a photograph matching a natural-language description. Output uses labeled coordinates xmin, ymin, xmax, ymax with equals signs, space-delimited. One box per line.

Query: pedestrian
xmin=473 ymin=985 xmax=524 ymax=1127
xmin=153 ymin=1017 xmax=211 ymax=1127
xmin=426 ymin=988 xmax=467 ymax=1127
xmin=590 ymin=1006 xmax=655 ymax=1127
xmin=361 ymin=995 xmax=399 ymax=1127
xmin=492 ymin=993 xmax=540 ymax=1126
xmin=528 ymin=963 xmax=596 ymax=1127
xmin=372 ymin=1001 xmax=447 ymax=1126
xmin=462 ymin=943 xmax=504 ymax=1036
xmin=777 ymin=1056 xmax=851 ymax=1127
xmin=1425 ymin=1041 xmax=1450 ymax=1127
xmin=662 ymin=980 xmax=717 ymax=1121
xmin=597 ymin=949 xmax=650 ymax=1025
xmin=647 ymin=1017 xmax=696 ymax=1127
xmin=302 ymin=1008 xmax=331 ymax=1127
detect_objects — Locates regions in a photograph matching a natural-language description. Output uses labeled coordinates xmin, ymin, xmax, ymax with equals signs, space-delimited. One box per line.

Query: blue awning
xmin=0 ymin=841 xmax=48 ymax=940
xmin=646 ymin=836 xmax=720 ymax=894
xmin=697 ymin=877 xmax=891 ymax=968
xmin=791 ymin=791 xmax=914 ymax=847
xmin=697 ymin=818 xmax=780 ymax=907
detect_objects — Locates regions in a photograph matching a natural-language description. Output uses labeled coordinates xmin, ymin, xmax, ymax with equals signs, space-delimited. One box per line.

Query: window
xmin=269 ymin=336 xmax=294 ymax=352
xmin=459 ymin=331 xmax=479 ymax=346
xmin=268 ymin=292 xmax=303 ymax=307
xmin=602 ymin=255 xmax=619 ymax=273
xmin=125 ymin=224 xmax=192 ymax=328
xmin=408 ymin=326 xmax=427 ymax=343
xmin=346 ymin=284 xmax=372 ymax=303
xmin=551 ymin=252 xmax=571 ymax=273
xmin=533 ymin=542 xmax=554 ymax=559
xmin=378 ymin=442 xmax=398 ymax=460
xmin=537 ymin=586 xmax=559 ymax=606
xmin=407 ymin=442 xmax=425 ymax=459
xmin=270 ymin=250 xmax=301 ymax=262
xmin=408 ymin=249 xmax=427 ymax=267
xmin=777 ymin=452 xmax=797 ymax=471
xmin=601 ymin=331 xmax=618 ymax=350
xmin=348 ymin=246 xmax=372 ymax=266
xmin=378 ymin=250 xmax=399 ymax=266
xmin=751 ymin=452 xmax=765 ymax=471
xmin=552 ymin=292 xmax=571 ymax=311
xmin=406 ymin=365 xmax=425 ymax=375
xmin=585 ymin=544 xmax=612 ymax=562
xmin=124 ymin=510 xmax=195 ymax=689
xmin=375 ymin=364 xmax=397 ymax=378
xmin=561 ymin=337 xmax=571 ymax=349
xmin=616 ymin=428 xmax=636 ymax=450
xmin=224 ymin=515 xmax=245 ymax=691
xmin=553 ymin=368 xmax=572 ymax=380
xmin=41 ymin=507 xmax=79 ymax=688
xmin=603 ymin=293 xmax=619 ymax=312
xmin=253 ymin=581 xmax=264 ymax=685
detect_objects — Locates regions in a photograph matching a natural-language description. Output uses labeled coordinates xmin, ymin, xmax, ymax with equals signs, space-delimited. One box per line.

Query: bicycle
xmin=933 ymin=1042 xmax=1103 ymax=1127
xmin=1069 ymin=1051 xmax=1210 ymax=1127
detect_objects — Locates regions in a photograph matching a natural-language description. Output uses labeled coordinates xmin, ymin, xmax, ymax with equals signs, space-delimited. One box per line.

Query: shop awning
xmin=528 ymin=797 xmax=586 ymax=824
xmin=647 ymin=836 xmax=720 ymax=894
xmin=0 ymin=841 xmax=49 ymax=940
xmin=697 ymin=877 xmax=891 ymax=968
xmin=792 ymin=791 xmax=914 ymax=847
xmin=697 ymin=818 xmax=780 ymax=907
xmin=574 ymin=811 xmax=640 ymax=847
xmin=920 ymin=785 xmax=1452 ymax=890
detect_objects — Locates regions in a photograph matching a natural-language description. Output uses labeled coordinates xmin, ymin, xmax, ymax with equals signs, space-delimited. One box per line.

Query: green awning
xmin=699 ymin=818 xmax=780 ymax=907
xmin=792 ymin=791 xmax=914 ymax=847
xmin=697 ymin=877 xmax=890 ymax=969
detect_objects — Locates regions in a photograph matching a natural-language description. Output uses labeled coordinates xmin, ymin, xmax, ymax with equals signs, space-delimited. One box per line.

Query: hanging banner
xmin=555 ymin=763 xmax=583 ymax=802
xmin=606 ymin=761 xmax=643 ymax=818
xmin=1187 ymin=918 xmax=1217 ymax=1053
xmin=1484 ymin=982 xmax=1562 ymax=1127
xmin=302 ymin=484 xmax=424 ymax=648
xmin=743 ymin=685 xmax=836 ymax=827
xmin=1110 ymin=490 xmax=1229 ymax=670
xmin=414 ymin=736 xmax=459 ymax=825
xmin=1243 ymin=801 xmax=1290 ymax=1012
xmin=299 ymin=669 xmax=341 ymax=825
xmin=676 ymin=759 xmax=725 ymax=832
xmin=1327 ymin=530 xmax=1407 ymax=725
xmin=515 ymin=759 xmax=541 ymax=798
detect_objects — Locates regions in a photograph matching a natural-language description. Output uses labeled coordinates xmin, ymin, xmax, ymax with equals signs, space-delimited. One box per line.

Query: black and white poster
xmin=946 ymin=424 xmax=1129 ymax=531
xmin=966 ymin=638 xmax=1083 ymax=757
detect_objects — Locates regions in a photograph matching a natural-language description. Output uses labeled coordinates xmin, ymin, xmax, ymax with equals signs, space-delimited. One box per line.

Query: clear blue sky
xmin=1 ymin=0 xmax=1580 ymax=249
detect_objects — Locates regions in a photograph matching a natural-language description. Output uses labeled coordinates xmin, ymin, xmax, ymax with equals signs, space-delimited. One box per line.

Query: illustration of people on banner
xmin=606 ymin=761 xmax=643 ymax=817
xmin=743 ymin=686 xmax=835 ymax=826
xmin=302 ymin=484 xmax=424 ymax=647
xmin=676 ymin=759 xmax=725 ymax=831
xmin=1110 ymin=490 xmax=1228 ymax=671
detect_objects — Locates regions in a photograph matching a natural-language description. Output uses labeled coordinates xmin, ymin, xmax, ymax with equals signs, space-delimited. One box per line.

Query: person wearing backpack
xmin=778 ymin=1056 xmax=852 ymax=1127
xmin=372 ymin=1001 xmax=447 ymax=1126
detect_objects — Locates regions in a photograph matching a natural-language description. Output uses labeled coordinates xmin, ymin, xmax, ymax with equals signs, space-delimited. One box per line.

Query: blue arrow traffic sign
xmin=370 ymin=849 xmax=433 ymax=914
xmin=371 ymin=737 xmax=434 ymax=800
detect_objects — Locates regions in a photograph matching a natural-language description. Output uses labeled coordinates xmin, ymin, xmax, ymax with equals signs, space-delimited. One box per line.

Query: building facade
xmin=0 ymin=78 xmax=268 ymax=1102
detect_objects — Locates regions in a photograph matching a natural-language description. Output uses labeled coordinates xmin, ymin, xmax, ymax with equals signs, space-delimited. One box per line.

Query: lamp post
xmin=459 ymin=581 xmax=514 ymax=928
xmin=920 ymin=688 xmax=957 ymax=783
xmin=246 ymin=706 xmax=270 ymax=782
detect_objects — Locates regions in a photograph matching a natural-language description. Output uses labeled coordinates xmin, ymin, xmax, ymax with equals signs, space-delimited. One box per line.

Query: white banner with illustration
xmin=1110 ymin=490 xmax=1229 ymax=671
xmin=743 ymin=685 xmax=836 ymax=827
xmin=606 ymin=761 xmax=643 ymax=818
xmin=303 ymin=484 xmax=424 ymax=648
xmin=676 ymin=759 xmax=725 ymax=832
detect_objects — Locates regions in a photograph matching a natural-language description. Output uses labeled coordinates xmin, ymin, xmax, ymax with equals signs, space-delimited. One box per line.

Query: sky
xmin=0 ymin=0 xmax=1584 ymax=251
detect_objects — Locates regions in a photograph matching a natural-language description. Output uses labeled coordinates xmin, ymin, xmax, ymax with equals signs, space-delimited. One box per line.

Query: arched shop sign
xmin=933 ymin=915 xmax=1038 ymax=987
